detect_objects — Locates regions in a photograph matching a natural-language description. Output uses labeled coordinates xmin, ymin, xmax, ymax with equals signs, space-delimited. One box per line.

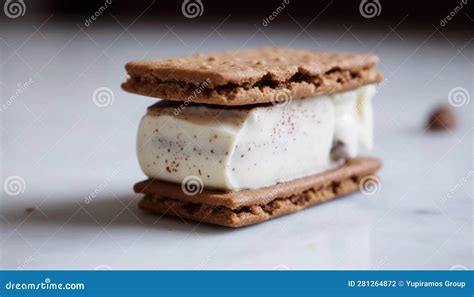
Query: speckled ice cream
xmin=136 ymin=85 xmax=376 ymax=191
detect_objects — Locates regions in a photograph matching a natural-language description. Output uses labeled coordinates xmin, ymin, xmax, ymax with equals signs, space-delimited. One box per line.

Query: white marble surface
xmin=1 ymin=17 xmax=472 ymax=270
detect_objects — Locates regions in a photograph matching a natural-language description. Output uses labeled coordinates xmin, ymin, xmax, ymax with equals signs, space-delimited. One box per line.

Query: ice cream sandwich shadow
xmin=123 ymin=48 xmax=383 ymax=228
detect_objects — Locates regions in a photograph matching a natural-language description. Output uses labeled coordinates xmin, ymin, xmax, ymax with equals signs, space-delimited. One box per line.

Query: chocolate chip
xmin=330 ymin=140 xmax=350 ymax=162
xmin=427 ymin=105 xmax=456 ymax=131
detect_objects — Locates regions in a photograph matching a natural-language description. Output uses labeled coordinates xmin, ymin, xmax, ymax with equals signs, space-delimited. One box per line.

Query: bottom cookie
xmin=136 ymin=157 xmax=382 ymax=228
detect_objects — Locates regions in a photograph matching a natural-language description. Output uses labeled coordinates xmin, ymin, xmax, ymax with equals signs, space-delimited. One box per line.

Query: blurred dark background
xmin=1 ymin=0 xmax=471 ymax=35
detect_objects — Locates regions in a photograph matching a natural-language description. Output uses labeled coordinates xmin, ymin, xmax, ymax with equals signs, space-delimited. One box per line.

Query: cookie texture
xmin=135 ymin=157 xmax=382 ymax=227
xmin=122 ymin=48 xmax=382 ymax=106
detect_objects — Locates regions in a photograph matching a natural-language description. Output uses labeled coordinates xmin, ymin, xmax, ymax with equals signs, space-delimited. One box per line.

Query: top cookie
xmin=122 ymin=48 xmax=382 ymax=106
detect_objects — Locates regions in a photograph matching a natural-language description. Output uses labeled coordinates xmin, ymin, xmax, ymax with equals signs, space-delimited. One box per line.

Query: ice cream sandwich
xmin=122 ymin=48 xmax=383 ymax=227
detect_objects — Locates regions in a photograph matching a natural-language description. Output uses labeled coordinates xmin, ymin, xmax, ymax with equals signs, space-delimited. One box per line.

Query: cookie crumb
xmin=25 ymin=207 xmax=35 ymax=214
xmin=427 ymin=105 xmax=456 ymax=131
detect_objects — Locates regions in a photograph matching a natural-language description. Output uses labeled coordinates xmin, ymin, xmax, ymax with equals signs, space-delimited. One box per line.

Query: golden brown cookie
xmin=135 ymin=157 xmax=382 ymax=227
xmin=122 ymin=48 xmax=382 ymax=106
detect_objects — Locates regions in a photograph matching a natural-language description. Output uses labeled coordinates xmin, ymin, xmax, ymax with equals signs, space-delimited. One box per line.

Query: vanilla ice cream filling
xmin=137 ymin=85 xmax=376 ymax=191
